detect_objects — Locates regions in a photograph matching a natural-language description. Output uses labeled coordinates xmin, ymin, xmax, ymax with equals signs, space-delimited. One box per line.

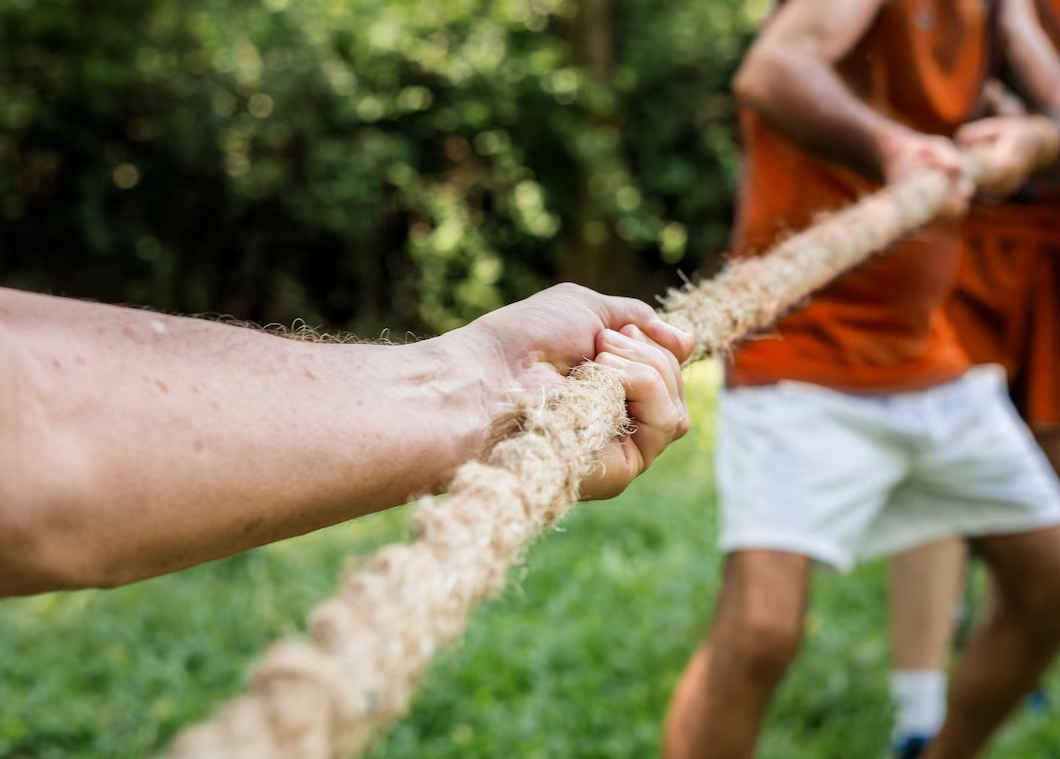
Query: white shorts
xmin=716 ymin=365 xmax=1060 ymax=570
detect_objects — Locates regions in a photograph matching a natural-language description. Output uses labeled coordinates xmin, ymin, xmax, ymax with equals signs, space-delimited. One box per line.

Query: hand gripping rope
xmin=163 ymin=153 xmax=988 ymax=759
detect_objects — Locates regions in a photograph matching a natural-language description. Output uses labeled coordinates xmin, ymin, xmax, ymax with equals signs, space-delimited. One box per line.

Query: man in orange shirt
xmin=661 ymin=0 xmax=1060 ymax=757
xmin=886 ymin=3 xmax=1060 ymax=751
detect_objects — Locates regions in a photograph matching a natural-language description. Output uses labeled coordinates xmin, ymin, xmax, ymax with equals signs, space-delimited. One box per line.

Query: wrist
xmin=871 ymin=122 xmax=921 ymax=183
xmin=329 ymin=334 xmax=505 ymax=500
xmin=409 ymin=327 xmax=511 ymax=466
xmin=1030 ymin=114 xmax=1060 ymax=168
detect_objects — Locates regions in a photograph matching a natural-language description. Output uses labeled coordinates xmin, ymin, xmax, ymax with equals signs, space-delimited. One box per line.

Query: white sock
xmin=890 ymin=669 xmax=947 ymax=739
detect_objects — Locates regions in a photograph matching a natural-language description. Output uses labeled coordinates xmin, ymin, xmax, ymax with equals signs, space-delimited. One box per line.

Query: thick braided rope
xmin=164 ymin=157 xmax=984 ymax=759
xmin=664 ymin=155 xmax=983 ymax=359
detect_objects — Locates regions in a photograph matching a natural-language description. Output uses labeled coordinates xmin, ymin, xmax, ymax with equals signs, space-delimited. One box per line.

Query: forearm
xmin=1001 ymin=0 xmax=1060 ymax=123
xmin=1003 ymin=47 xmax=1060 ymax=119
xmin=734 ymin=43 xmax=910 ymax=180
xmin=0 ymin=288 xmax=499 ymax=596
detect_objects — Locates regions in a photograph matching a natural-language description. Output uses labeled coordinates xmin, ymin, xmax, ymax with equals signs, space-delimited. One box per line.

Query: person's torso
xmin=728 ymin=0 xmax=994 ymax=392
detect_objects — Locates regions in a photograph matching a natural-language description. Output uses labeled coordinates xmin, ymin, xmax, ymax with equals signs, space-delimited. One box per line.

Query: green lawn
xmin=3 ymin=363 xmax=1059 ymax=758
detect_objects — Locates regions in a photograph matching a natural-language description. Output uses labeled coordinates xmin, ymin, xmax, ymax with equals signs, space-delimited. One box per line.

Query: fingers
xmin=640 ymin=317 xmax=696 ymax=366
xmin=954 ymin=119 xmax=995 ymax=148
xmin=597 ymin=327 xmax=683 ymax=407
xmin=954 ymin=116 xmax=1052 ymax=201
xmin=881 ymin=133 xmax=972 ymax=219
xmin=926 ymin=138 xmax=966 ymax=178
xmin=569 ymin=283 xmax=695 ymax=365
xmin=594 ymin=336 xmax=688 ymax=442
xmin=584 ymin=436 xmax=641 ymax=502
xmin=954 ymin=124 xmax=1010 ymax=199
xmin=578 ymin=328 xmax=691 ymax=501
xmin=913 ymin=137 xmax=971 ymax=218
xmin=920 ymin=137 xmax=973 ymax=217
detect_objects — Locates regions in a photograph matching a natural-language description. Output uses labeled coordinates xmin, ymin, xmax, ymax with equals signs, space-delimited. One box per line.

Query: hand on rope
xmin=162 ymin=144 xmax=1007 ymax=759
xmin=664 ymin=146 xmax=988 ymax=362
xmin=463 ymin=283 xmax=694 ymax=501
xmin=877 ymin=129 xmax=974 ymax=218
xmin=956 ymin=114 xmax=1060 ymax=200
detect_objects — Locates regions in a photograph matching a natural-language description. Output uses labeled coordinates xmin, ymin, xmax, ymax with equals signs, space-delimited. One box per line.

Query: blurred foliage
xmin=0 ymin=0 xmax=758 ymax=334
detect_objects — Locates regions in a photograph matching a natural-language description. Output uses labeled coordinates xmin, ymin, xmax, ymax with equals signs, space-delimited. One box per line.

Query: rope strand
xmin=163 ymin=155 xmax=985 ymax=759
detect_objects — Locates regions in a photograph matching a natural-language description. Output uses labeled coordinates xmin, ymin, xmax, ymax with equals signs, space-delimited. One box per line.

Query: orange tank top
xmin=727 ymin=0 xmax=994 ymax=393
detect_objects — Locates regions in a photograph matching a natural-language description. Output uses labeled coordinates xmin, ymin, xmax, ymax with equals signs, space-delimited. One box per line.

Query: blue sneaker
xmin=1028 ymin=688 xmax=1050 ymax=713
xmin=892 ymin=734 xmax=932 ymax=759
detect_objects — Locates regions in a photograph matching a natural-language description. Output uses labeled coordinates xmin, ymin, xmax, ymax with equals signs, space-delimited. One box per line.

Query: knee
xmin=995 ymin=582 xmax=1060 ymax=643
xmin=721 ymin=605 xmax=805 ymax=680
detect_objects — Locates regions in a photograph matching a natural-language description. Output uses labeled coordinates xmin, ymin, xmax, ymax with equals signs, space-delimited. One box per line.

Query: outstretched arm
xmin=0 ymin=284 xmax=693 ymax=596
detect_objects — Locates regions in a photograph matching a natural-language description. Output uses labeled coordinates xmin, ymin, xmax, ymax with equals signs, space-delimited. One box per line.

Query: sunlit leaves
xmin=0 ymin=0 xmax=753 ymax=334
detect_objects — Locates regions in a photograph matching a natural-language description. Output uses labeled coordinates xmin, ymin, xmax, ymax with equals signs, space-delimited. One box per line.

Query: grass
xmin=3 ymin=362 xmax=1060 ymax=758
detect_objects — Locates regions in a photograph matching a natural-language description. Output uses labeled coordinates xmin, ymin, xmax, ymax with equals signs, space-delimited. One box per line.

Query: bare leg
xmin=975 ymin=430 xmax=1060 ymax=631
xmin=661 ymin=550 xmax=813 ymax=759
xmin=888 ymin=539 xmax=966 ymax=670
xmin=887 ymin=539 xmax=966 ymax=743
xmin=925 ymin=526 xmax=1060 ymax=759
xmin=663 ymin=642 xmax=713 ymax=759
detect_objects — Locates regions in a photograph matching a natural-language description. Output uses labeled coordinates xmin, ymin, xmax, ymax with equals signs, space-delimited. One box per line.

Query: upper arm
xmin=743 ymin=0 xmax=887 ymax=67
xmin=731 ymin=0 xmax=905 ymax=180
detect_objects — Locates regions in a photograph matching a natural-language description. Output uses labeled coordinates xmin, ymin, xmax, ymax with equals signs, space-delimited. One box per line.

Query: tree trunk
xmin=560 ymin=0 xmax=645 ymax=298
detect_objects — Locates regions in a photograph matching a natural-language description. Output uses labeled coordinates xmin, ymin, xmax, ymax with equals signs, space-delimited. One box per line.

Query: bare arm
xmin=0 ymin=284 xmax=693 ymax=596
xmin=733 ymin=0 xmax=908 ymax=180
xmin=1001 ymin=0 xmax=1060 ymax=121
xmin=975 ymin=0 xmax=1060 ymax=183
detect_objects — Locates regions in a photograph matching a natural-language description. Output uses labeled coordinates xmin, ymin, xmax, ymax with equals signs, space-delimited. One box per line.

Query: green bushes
xmin=0 ymin=0 xmax=756 ymax=334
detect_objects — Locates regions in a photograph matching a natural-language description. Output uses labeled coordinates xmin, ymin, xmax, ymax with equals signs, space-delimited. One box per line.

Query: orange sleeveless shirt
xmin=727 ymin=0 xmax=994 ymax=392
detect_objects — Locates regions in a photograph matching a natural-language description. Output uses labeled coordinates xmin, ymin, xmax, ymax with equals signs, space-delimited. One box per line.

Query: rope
xmin=163 ymin=154 xmax=987 ymax=759
xmin=666 ymin=154 xmax=985 ymax=359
